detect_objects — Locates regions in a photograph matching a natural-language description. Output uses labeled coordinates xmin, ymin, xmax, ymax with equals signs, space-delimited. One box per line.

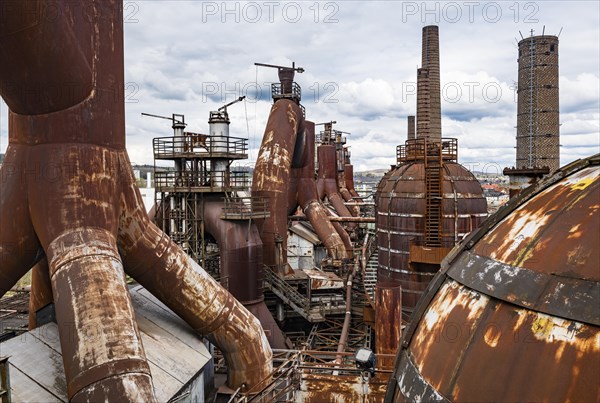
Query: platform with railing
xmin=396 ymin=137 xmax=458 ymax=165
xmin=220 ymin=196 xmax=270 ymax=220
xmin=154 ymin=170 xmax=250 ymax=192
xmin=153 ymin=135 xmax=248 ymax=160
xmin=270 ymin=82 xmax=305 ymax=116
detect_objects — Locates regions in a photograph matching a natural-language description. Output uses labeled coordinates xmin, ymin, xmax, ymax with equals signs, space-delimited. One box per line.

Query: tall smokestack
xmin=504 ymin=32 xmax=560 ymax=198
xmin=407 ymin=115 xmax=416 ymax=140
xmin=516 ymin=34 xmax=560 ymax=171
xmin=416 ymin=25 xmax=441 ymax=140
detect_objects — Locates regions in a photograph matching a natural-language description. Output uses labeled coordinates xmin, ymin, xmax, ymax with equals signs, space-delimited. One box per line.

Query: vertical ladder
xmin=528 ymin=33 xmax=536 ymax=168
xmin=424 ymin=145 xmax=443 ymax=247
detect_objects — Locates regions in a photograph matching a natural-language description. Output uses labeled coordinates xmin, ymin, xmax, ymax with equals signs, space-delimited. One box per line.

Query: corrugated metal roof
xmin=0 ymin=285 xmax=212 ymax=402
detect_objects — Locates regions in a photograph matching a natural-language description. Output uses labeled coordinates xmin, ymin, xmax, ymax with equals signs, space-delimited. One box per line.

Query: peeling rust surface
xmin=376 ymin=162 xmax=487 ymax=313
xmin=119 ymin=167 xmax=274 ymax=390
xmin=448 ymin=251 xmax=600 ymax=325
xmin=375 ymin=285 xmax=402 ymax=369
xmin=387 ymin=156 xmax=600 ymax=403
xmin=298 ymin=372 xmax=388 ymax=403
xmin=295 ymin=122 xmax=349 ymax=260
xmin=473 ymin=166 xmax=599 ymax=280
xmin=317 ymin=145 xmax=356 ymax=228
xmin=253 ymin=107 xmax=350 ymax=265
xmin=252 ymin=100 xmax=303 ymax=267
xmin=0 ymin=1 xmax=273 ymax=400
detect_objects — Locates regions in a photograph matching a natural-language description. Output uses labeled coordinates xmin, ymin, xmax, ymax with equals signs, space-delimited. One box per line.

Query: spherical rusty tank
xmin=386 ymin=154 xmax=600 ymax=402
xmin=376 ymin=142 xmax=487 ymax=316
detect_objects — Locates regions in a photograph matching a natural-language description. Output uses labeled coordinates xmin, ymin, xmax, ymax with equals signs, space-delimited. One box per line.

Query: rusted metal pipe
xmin=201 ymin=196 xmax=289 ymax=349
xmin=290 ymin=215 xmax=375 ymax=223
xmin=344 ymin=163 xmax=363 ymax=203
xmin=294 ymin=122 xmax=348 ymax=260
xmin=327 ymin=214 xmax=354 ymax=258
xmin=337 ymin=165 xmax=359 ymax=217
xmin=317 ymin=145 xmax=356 ymax=224
xmin=118 ymin=184 xmax=273 ymax=390
xmin=252 ymin=99 xmax=305 ymax=268
xmin=328 ymin=216 xmax=375 ymax=223
xmin=0 ymin=1 xmax=273 ymax=399
xmin=375 ymin=285 xmax=402 ymax=370
xmin=49 ymin=228 xmax=155 ymax=401
xmin=335 ymin=236 xmax=366 ymax=364
xmin=253 ymin=102 xmax=352 ymax=264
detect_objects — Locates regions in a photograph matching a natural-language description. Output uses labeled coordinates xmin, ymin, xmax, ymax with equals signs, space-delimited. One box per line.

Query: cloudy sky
xmin=1 ymin=1 xmax=599 ymax=173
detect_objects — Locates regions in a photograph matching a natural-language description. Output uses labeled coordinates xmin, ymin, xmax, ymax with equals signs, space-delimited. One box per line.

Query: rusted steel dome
xmin=386 ymin=154 xmax=600 ymax=402
xmin=376 ymin=138 xmax=487 ymax=316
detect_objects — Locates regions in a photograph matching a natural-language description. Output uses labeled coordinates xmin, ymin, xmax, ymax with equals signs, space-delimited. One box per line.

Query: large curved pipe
xmin=252 ymin=100 xmax=305 ymax=268
xmin=344 ymin=163 xmax=363 ymax=202
xmin=335 ymin=149 xmax=359 ymax=217
xmin=294 ymin=122 xmax=349 ymax=260
xmin=317 ymin=145 xmax=357 ymax=230
xmin=1 ymin=1 xmax=272 ymax=399
xmin=201 ymin=197 xmax=289 ymax=349
xmin=118 ymin=174 xmax=273 ymax=390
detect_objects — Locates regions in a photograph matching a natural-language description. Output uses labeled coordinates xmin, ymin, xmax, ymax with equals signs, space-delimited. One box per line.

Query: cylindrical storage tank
xmin=376 ymin=161 xmax=486 ymax=316
xmin=386 ymin=155 xmax=600 ymax=402
xmin=209 ymin=112 xmax=230 ymax=186
xmin=516 ymin=35 xmax=559 ymax=171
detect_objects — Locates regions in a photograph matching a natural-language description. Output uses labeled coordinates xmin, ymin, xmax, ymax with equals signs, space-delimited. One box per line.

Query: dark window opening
xmin=550 ymin=44 xmax=556 ymax=52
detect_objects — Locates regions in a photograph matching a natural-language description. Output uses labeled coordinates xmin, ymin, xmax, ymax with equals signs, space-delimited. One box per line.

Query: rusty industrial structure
xmin=387 ymin=154 xmax=600 ymax=402
xmin=504 ymin=31 xmax=560 ymax=197
xmin=0 ymin=2 xmax=272 ymax=401
xmin=1 ymin=4 xmax=597 ymax=402
xmin=376 ymin=26 xmax=487 ymax=319
xmin=147 ymin=101 xmax=288 ymax=349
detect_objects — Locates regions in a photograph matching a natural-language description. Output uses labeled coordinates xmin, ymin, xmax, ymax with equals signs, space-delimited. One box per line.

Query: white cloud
xmin=1 ymin=1 xmax=598 ymax=172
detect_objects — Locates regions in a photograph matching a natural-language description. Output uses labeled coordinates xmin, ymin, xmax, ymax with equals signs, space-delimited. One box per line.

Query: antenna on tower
xmin=558 ymin=27 xmax=563 ymax=37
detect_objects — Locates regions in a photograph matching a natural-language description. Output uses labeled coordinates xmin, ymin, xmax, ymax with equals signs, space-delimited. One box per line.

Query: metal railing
xmin=263 ymin=268 xmax=310 ymax=312
xmin=271 ymin=82 xmax=301 ymax=101
xmin=154 ymin=170 xmax=249 ymax=191
xmin=221 ymin=196 xmax=270 ymax=219
xmin=153 ymin=135 xmax=248 ymax=159
xmin=397 ymin=137 xmax=458 ymax=164
xmin=237 ymin=350 xmax=395 ymax=402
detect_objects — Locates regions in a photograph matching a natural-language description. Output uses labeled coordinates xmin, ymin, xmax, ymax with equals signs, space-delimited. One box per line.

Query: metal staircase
xmin=424 ymin=152 xmax=443 ymax=247
xmin=363 ymin=250 xmax=378 ymax=305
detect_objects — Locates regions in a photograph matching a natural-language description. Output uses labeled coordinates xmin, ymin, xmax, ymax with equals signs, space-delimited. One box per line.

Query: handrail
xmin=263 ymin=268 xmax=310 ymax=311
xmin=396 ymin=137 xmax=458 ymax=165
xmin=237 ymin=349 xmax=395 ymax=402
xmin=154 ymin=170 xmax=249 ymax=191
xmin=222 ymin=196 xmax=270 ymax=218
xmin=153 ymin=135 xmax=248 ymax=159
